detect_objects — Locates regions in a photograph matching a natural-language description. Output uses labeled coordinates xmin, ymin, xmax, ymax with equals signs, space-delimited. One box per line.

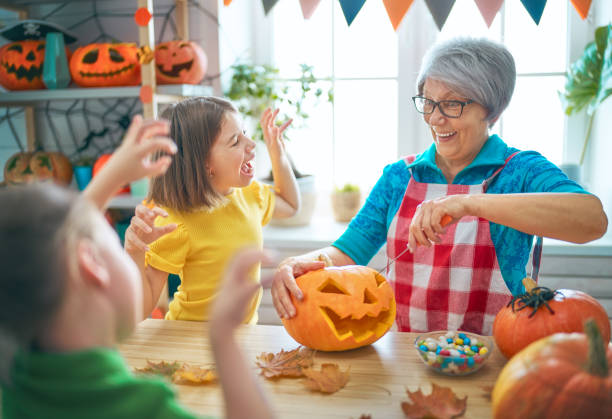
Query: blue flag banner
xmin=339 ymin=0 xmax=367 ymax=26
xmin=520 ymin=0 xmax=548 ymax=25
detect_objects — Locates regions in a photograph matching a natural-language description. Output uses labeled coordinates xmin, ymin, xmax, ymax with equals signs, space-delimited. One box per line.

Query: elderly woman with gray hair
xmin=271 ymin=37 xmax=608 ymax=335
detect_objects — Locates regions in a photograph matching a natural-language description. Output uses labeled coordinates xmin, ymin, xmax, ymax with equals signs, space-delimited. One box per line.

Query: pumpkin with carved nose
xmin=0 ymin=40 xmax=46 ymax=90
xmin=282 ymin=266 xmax=396 ymax=351
xmin=155 ymin=40 xmax=207 ymax=85
xmin=70 ymin=43 xmax=141 ymax=87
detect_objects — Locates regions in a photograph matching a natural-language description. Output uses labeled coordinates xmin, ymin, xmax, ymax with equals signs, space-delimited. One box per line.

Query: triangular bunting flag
xmin=262 ymin=0 xmax=279 ymax=15
xmin=424 ymin=0 xmax=456 ymax=31
xmin=520 ymin=0 xmax=547 ymax=25
xmin=339 ymin=0 xmax=367 ymax=26
xmin=382 ymin=0 xmax=415 ymax=31
xmin=223 ymin=0 xmax=232 ymax=5
xmin=300 ymin=0 xmax=321 ymax=19
xmin=474 ymin=0 xmax=504 ymax=28
xmin=570 ymin=0 xmax=592 ymax=20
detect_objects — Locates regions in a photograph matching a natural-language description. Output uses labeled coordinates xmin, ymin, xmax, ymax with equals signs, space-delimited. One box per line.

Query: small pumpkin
xmin=0 ymin=40 xmax=46 ymax=90
xmin=29 ymin=151 xmax=73 ymax=185
xmin=492 ymin=319 xmax=612 ymax=418
xmin=282 ymin=265 xmax=396 ymax=351
xmin=93 ymin=154 xmax=129 ymax=194
xmin=155 ymin=40 xmax=207 ymax=85
xmin=4 ymin=152 xmax=35 ymax=184
xmin=493 ymin=277 xmax=611 ymax=359
xmin=70 ymin=43 xmax=141 ymax=87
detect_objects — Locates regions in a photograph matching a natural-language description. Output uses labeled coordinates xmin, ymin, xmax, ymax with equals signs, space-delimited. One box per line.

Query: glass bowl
xmin=414 ymin=330 xmax=493 ymax=376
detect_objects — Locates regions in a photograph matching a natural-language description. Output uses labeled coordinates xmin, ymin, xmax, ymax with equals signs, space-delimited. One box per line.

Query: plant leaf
xmin=172 ymin=364 xmax=217 ymax=385
xmin=401 ymin=383 xmax=467 ymax=419
xmin=255 ymin=346 xmax=314 ymax=378
xmin=302 ymin=363 xmax=350 ymax=394
xmin=134 ymin=360 xmax=182 ymax=377
xmin=595 ymin=24 xmax=612 ymax=109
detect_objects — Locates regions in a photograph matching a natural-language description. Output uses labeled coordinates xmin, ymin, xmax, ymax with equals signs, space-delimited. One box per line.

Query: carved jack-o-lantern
xmin=0 ymin=40 xmax=46 ymax=90
xmin=282 ymin=266 xmax=396 ymax=351
xmin=3 ymin=151 xmax=72 ymax=186
xmin=70 ymin=43 xmax=141 ymax=87
xmin=155 ymin=40 xmax=207 ymax=85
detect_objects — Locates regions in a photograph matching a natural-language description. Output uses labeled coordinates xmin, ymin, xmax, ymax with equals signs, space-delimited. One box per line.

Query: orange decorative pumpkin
xmin=0 ymin=40 xmax=46 ymax=90
xmin=282 ymin=265 xmax=396 ymax=351
xmin=28 ymin=151 xmax=73 ymax=185
xmin=4 ymin=152 xmax=35 ymax=184
xmin=155 ymin=40 xmax=207 ymax=85
xmin=493 ymin=278 xmax=611 ymax=359
xmin=70 ymin=43 xmax=141 ymax=87
xmin=93 ymin=154 xmax=129 ymax=194
xmin=492 ymin=319 xmax=612 ymax=418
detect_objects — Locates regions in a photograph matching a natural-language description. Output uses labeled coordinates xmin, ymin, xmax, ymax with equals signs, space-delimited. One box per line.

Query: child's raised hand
xmin=260 ymin=108 xmax=292 ymax=157
xmin=125 ymin=203 xmax=177 ymax=253
xmin=210 ymin=248 xmax=274 ymax=332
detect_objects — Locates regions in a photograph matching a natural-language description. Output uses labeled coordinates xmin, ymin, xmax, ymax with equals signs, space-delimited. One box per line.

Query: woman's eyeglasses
xmin=412 ymin=96 xmax=474 ymax=118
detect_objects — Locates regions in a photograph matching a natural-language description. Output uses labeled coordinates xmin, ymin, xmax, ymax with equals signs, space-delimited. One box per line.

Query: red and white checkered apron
xmin=386 ymin=152 xmax=519 ymax=335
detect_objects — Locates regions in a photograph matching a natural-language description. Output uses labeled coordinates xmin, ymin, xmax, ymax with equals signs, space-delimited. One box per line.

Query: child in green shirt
xmin=0 ymin=115 xmax=275 ymax=419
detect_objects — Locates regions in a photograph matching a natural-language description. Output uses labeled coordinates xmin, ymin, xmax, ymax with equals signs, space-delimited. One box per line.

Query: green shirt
xmin=2 ymin=347 xmax=212 ymax=419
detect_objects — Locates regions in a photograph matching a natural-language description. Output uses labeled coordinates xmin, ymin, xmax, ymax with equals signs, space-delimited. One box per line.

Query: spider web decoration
xmin=0 ymin=0 xmax=221 ymax=165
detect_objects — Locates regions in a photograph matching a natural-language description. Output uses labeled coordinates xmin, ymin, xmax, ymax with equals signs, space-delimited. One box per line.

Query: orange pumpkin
xmin=70 ymin=43 xmax=141 ymax=87
xmin=493 ymin=278 xmax=611 ymax=359
xmin=93 ymin=154 xmax=129 ymax=194
xmin=282 ymin=265 xmax=396 ymax=351
xmin=4 ymin=152 xmax=35 ymax=184
xmin=155 ymin=40 xmax=207 ymax=85
xmin=3 ymin=151 xmax=72 ymax=185
xmin=492 ymin=319 xmax=612 ymax=418
xmin=0 ymin=40 xmax=46 ymax=90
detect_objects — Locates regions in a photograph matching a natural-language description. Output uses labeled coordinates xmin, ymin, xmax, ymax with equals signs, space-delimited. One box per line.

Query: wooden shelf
xmin=0 ymin=84 xmax=214 ymax=106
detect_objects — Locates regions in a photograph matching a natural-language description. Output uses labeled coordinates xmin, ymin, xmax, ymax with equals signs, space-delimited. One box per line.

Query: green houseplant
xmin=225 ymin=62 xmax=333 ymax=226
xmin=559 ymin=24 xmax=612 ymax=165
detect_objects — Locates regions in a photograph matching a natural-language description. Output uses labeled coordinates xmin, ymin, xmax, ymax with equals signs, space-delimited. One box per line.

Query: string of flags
xmin=222 ymin=0 xmax=593 ymax=31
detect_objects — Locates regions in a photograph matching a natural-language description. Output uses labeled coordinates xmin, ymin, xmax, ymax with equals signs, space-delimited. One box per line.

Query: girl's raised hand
xmin=260 ymin=108 xmax=292 ymax=157
xmin=125 ymin=203 xmax=177 ymax=253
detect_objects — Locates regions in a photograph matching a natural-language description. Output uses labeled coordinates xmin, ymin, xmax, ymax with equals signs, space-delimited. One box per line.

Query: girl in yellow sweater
xmin=125 ymin=97 xmax=300 ymax=322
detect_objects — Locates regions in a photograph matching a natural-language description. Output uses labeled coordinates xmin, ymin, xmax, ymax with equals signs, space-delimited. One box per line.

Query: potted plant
xmin=559 ymin=24 xmax=611 ymax=166
xmin=225 ymin=62 xmax=333 ymax=226
xmin=331 ymin=183 xmax=361 ymax=223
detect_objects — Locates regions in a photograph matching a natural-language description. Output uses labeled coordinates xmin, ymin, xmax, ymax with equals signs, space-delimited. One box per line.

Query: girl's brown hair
xmin=0 ymin=184 xmax=98 ymax=383
xmin=148 ymin=96 xmax=237 ymax=212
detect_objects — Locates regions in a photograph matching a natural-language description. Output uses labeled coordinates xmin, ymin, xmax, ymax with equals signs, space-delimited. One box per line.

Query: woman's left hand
xmin=408 ymin=194 xmax=471 ymax=251
xmin=260 ymin=108 xmax=292 ymax=158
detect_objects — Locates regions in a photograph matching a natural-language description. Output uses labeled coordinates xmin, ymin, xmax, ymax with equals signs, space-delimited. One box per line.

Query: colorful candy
xmin=416 ymin=331 xmax=491 ymax=375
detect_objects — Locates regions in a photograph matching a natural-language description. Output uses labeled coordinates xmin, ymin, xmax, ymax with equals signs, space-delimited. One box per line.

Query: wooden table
xmin=119 ymin=319 xmax=507 ymax=419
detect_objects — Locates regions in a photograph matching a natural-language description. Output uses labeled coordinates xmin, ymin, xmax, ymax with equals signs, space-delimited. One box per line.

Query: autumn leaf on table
xmin=172 ymin=364 xmax=217 ymax=385
xmin=256 ymin=346 xmax=314 ymax=378
xmin=134 ymin=360 xmax=182 ymax=377
xmin=302 ymin=363 xmax=350 ymax=394
xmin=401 ymin=383 xmax=467 ymax=419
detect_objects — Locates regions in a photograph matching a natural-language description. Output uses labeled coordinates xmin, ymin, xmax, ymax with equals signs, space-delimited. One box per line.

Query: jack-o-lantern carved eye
xmin=282 ymin=265 xmax=397 ymax=351
xmin=109 ymin=48 xmax=124 ymax=62
xmin=179 ymin=43 xmax=189 ymax=48
xmin=82 ymin=49 xmax=99 ymax=64
xmin=36 ymin=44 xmax=45 ymax=51
xmin=7 ymin=44 xmax=23 ymax=53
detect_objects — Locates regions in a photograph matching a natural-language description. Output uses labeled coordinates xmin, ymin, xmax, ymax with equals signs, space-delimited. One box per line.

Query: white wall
xmin=587 ymin=0 xmax=612 ymax=240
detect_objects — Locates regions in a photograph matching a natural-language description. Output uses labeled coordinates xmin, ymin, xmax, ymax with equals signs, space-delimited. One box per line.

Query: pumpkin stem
xmin=522 ymin=277 xmax=537 ymax=293
xmin=585 ymin=318 xmax=609 ymax=377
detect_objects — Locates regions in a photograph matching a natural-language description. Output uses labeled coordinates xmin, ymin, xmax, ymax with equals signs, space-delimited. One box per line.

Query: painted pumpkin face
xmin=3 ymin=151 xmax=72 ymax=185
xmin=282 ymin=266 xmax=396 ymax=351
xmin=70 ymin=43 xmax=141 ymax=87
xmin=155 ymin=40 xmax=207 ymax=85
xmin=0 ymin=40 xmax=46 ymax=90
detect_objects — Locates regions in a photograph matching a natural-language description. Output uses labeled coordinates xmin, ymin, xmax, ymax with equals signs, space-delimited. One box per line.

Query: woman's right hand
xmin=125 ymin=203 xmax=177 ymax=253
xmin=272 ymin=257 xmax=326 ymax=318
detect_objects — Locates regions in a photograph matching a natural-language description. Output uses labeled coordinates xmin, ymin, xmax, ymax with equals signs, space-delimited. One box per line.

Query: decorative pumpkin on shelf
xmin=154 ymin=40 xmax=207 ymax=85
xmin=93 ymin=154 xmax=129 ymax=194
xmin=282 ymin=265 xmax=396 ymax=351
xmin=492 ymin=319 xmax=612 ymax=418
xmin=3 ymin=151 xmax=72 ymax=186
xmin=493 ymin=277 xmax=611 ymax=359
xmin=0 ymin=40 xmax=46 ymax=90
xmin=70 ymin=43 xmax=141 ymax=87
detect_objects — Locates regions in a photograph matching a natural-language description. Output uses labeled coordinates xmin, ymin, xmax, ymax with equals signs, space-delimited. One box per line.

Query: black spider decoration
xmin=507 ymin=286 xmax=564 ymax=318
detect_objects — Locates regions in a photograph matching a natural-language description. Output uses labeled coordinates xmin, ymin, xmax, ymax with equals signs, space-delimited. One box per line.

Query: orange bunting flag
xmin=224 ymin=0 xmax=232 ymax=6
xmin=300 ymin=0 xmax=321 ymax=20
xmin=570 ymin=0 xmax=592 ymax=20
xmin=382 ymin=0 xmax=415 ymax=31
xmin=474 ymin=0 xmax=504 ymax=28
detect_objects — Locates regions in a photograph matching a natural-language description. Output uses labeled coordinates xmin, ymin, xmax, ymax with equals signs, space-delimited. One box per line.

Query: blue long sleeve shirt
xmin=333 ymin=135 xmax=587 ymax=295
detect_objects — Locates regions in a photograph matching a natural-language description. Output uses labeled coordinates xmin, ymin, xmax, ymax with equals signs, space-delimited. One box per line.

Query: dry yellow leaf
xmin=302 ymin=363 xmax=350 ymax=394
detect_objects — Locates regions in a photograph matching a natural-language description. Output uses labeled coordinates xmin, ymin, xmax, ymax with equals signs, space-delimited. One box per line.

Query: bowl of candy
xmin=414 ymin=331 xmax=492 ymax=376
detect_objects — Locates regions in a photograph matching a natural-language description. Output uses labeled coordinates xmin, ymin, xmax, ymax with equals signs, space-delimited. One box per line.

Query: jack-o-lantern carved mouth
xmin=317 ymin=278 xmax=394 ymax=343
xmin=157 ymin=60 xmax=193 ymax=78
xmin=79 ymin=63 xmax=135 ymax=78
xmin=1 ymin=61 xmax=41 ymax=81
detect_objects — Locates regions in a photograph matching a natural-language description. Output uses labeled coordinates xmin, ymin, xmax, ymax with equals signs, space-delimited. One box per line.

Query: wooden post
xmin=175 ymin=0 xmax=189 ymax=41
xmin=138 ymin=0 xmax=157 ymax=119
